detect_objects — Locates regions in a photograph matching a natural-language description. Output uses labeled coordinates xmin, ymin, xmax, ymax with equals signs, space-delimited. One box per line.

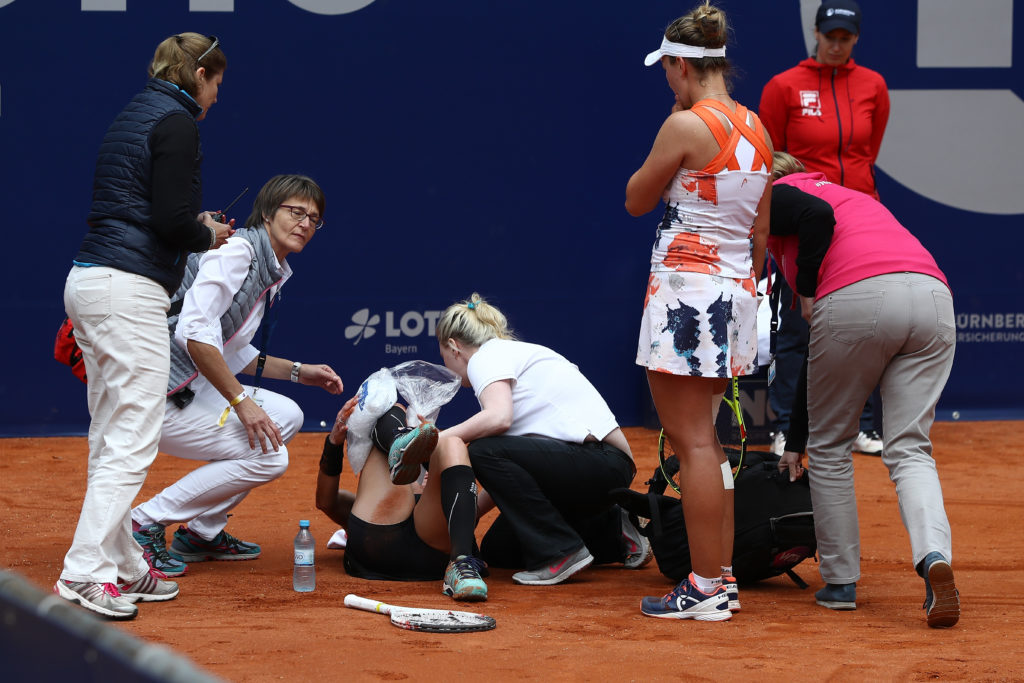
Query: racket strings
xmin=397 ymin=608 xmax=496 ymax=633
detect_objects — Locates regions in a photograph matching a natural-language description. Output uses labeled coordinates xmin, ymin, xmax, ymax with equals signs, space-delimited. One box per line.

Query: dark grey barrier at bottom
xmin=0 ymin=570 xmax=220 ymax=683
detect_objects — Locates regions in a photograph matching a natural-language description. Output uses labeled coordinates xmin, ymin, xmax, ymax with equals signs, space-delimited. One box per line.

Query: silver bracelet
xmin=208 ymin=225 xmax=217 ymax=250
xmin=290 ymin=361 xmax=302 ymax=383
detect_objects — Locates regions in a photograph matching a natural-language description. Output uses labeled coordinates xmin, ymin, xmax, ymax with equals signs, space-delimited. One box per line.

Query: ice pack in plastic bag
xmin=389 ymin=360 xmax=462 ymax=428
xmin=345 ymin=368 xmax=398 ymax=474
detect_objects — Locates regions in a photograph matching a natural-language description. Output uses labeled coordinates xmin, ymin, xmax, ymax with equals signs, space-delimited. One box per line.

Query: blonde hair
xmin=148 ymin=33 xmax=226 ymax=98
xmin=772 ymin=151 xmax=806 ymax=180
xmin=665 ymin=2 xmax=732 ymax=82
xmin=436 ymin=293 xmax=515 ymax=348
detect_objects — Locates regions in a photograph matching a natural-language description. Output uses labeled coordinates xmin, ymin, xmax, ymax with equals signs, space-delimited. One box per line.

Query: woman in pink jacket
xmin=769 ymin=152 xmax=959 ymax=629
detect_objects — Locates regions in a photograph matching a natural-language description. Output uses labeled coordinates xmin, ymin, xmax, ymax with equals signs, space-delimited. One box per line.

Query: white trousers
xmin=61 ymin=266 xmax=170 ymax=584
xmin=132 ymin=377 xmax=303 ymax=540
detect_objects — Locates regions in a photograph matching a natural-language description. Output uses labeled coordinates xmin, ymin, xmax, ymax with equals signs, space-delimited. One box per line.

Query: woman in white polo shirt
xmin=129 ymin=175 xmax=343 ymax=577
xmin=435 ymin=293 xmax=646 ymax=585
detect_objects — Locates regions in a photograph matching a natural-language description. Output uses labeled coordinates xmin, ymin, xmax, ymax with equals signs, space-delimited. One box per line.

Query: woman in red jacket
xmin=758 ymin=0 xmax=888 ymax=457
xmin=758 ymin=0 xmax=888 ymax=199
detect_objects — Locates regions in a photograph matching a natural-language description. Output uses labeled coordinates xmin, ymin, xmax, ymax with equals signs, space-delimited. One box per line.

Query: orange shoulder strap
xmin=695 ymin=99 xmax=773 ymax=172
xmin=691 ymin=103 xmax=741 ymax=173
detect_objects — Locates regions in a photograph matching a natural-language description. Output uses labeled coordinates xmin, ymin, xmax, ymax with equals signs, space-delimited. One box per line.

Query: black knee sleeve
xmin=371 ymin=405 xmax=407 ymax=454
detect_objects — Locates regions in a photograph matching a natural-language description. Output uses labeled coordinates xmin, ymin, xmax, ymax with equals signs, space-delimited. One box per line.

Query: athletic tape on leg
xmin=721 ymin=461 xmax=734 ymax=490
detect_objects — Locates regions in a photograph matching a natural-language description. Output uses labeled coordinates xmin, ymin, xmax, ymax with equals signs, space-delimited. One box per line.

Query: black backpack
xmin=611 ymin=448 xmax=817 ymax=587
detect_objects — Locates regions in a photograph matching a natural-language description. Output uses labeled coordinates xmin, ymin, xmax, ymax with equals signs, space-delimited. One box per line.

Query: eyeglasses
xmin=279 ymin=204 xmax=324 ymax=230
xmin=195 ymin=35 xmax=220 ymax=65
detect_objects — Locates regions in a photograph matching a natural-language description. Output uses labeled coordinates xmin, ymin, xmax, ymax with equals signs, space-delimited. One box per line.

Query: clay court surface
xmin=2 ymin=421 xmax=1022 ymax=681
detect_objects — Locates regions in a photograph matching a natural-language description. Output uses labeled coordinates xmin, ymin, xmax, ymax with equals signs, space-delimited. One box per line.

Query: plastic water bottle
xmin=293 ymin=520 xmax=315 ymax=592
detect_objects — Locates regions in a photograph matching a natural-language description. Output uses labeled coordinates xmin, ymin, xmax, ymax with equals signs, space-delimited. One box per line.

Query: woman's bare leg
xmin=648 ymin=370 xmax=728 ymax=580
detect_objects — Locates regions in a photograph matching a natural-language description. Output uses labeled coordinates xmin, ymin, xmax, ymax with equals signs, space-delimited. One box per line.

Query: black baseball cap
xmin=816 ymin=0 xmax=861 ymax=35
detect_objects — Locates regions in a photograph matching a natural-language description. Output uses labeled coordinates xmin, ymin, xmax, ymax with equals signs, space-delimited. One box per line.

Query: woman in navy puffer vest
xmin=56 ymin=33 xmax=233 ymax=621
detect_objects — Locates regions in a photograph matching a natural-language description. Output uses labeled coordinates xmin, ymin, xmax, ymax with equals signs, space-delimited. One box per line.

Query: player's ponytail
xmin=436 ymin=293 xmax=515 ymax=348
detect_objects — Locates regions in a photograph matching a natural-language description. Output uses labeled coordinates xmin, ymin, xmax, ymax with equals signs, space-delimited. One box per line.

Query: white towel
xmin=327 ymin=528 xmax=348 ymax=549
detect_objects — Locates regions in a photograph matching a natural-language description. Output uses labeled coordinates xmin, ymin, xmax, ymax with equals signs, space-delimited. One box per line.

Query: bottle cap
xmin=299 ymin=520 xmax=310 ymax=527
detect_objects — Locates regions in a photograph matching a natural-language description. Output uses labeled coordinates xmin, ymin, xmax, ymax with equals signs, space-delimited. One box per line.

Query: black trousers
xmin=468 ymin=435 xmax=634 ymax=570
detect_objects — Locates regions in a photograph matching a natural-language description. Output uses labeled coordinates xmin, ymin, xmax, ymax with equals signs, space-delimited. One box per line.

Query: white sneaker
xmin=770 ymin=431 xmax=787 ymax=456
xmin=853 ymin=430 xmax=883 ymax=456
xmin=118 ymin=568 xmax=179 ymax=603
xmin=55 ymin=580 xmax=138 ymax=620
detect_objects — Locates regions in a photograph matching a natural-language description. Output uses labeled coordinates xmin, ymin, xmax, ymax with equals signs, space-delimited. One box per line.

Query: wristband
xmin=290 ymin=362 xmax=302 ymax=383
xmin=217 ymin=391 xmax=248 ymax=427
xmin=208 ymin=224 xmax=217 ymax=250
xmin=319 ymin=433 xmax=345 ymax=477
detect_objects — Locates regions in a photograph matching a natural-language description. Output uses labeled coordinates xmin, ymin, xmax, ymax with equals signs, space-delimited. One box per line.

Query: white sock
xmin=692 ymin=571 xmax=722 ymax=595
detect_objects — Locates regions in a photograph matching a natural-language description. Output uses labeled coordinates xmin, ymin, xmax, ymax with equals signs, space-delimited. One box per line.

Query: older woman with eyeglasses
xmin=57 ymin=33 xmax=234 ymax=619
xmin=126 ymin=174 xmax=343 ymax=582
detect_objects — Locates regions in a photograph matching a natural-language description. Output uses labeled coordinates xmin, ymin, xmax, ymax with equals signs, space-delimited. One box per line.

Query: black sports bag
xmin=610 ymin=448 xmax=817 ymax=586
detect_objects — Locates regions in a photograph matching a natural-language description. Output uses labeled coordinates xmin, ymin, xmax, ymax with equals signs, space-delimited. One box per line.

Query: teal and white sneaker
xmin=443 ymin=555 xmax=488 ymax=601
xmin=133 ymin=522 xmax=188 ymax=577
xmin=169 ymin=526 xmax=261 ymax=562
xmin=387 ymin=423 xmax=438 ymax=485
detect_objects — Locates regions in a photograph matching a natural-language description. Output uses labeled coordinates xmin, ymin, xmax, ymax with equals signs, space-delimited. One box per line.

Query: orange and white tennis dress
xmin=636 ymin=99 xmax=771 ymax=378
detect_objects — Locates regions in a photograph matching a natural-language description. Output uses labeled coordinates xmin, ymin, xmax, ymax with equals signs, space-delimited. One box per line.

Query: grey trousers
xmin=806 ymin=273 xmax=955 ymax=583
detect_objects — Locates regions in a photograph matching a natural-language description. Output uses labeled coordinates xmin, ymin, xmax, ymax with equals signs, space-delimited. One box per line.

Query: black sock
xmin=440 ymin=465 xmax=477 ymax=560
xmin=370 ymin=405 xmax=407 ymax=453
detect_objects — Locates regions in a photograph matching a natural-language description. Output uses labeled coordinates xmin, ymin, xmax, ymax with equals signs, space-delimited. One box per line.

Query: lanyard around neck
xmin=252 ymin=286 xmax=281 ymax=395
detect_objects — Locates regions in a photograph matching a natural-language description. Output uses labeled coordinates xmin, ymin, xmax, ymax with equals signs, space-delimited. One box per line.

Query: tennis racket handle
xmin=344 ymin=594 xmax=391 ymax=614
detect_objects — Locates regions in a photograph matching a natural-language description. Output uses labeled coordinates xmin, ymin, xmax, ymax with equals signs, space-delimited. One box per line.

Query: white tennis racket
xmin=343 ymin=594 xmax=496 ymax=633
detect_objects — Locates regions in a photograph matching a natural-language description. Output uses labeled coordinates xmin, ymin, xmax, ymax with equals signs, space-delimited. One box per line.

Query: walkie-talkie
xmin=212 ymin=186 xmax=249 ymax=223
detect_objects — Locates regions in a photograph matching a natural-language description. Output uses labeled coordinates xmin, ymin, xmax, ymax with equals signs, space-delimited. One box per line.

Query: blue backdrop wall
xmin=1 ymin=0 xmax=1021 ymax=436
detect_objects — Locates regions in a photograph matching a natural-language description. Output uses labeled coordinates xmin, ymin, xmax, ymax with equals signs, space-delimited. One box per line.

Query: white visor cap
xmin=644 ymin=36 xmax=726 ymax=66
